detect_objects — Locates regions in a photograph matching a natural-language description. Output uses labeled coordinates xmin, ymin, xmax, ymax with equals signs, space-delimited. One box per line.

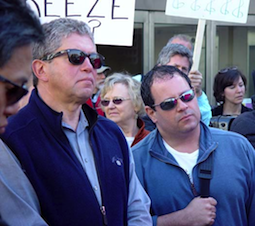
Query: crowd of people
xmin=0 ymin=0 xmax=255 ymax=226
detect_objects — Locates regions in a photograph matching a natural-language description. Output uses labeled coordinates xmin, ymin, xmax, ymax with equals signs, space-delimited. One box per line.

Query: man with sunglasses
xmin=143 ymin=43 xmax=211 ymax=131
xmin=132 ymin=65 xmax=255 ymax=225
xmin=1 ymin=18 xmax=151 ymax=226
xmin=0 ymin=0 xmax=48 ymax=225
xmin=167 ymin=34 xmax=212 ymax=126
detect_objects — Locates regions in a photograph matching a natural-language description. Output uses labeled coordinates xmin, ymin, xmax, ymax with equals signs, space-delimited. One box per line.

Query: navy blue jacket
xmin=1 ymin=89 xmax=130 ymax=226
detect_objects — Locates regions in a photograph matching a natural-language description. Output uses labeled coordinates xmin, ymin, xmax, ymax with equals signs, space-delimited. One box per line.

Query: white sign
xmin=165 ymin=0 xmax=250 ymax=23
xmin=27 ymin=0 xmax=136 ymax=46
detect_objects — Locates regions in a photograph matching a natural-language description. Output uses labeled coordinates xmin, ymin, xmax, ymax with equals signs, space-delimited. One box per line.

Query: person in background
xmin=230 ymin=109 xmax=255 ymax=149
xmin=133 ymin=65 xmax=255 ymax=226
xmin=86 ymin=65 xmax=111 ymax=116
xmin=101 ymin=72 xmax=149 ymax=147
xmin=1 ymin=18 xmax=152 ymax=226
xmin=168 ymin=34 xmax=212 ymax=125
xmin=0 ymin=0 xmax=47 ymax=225
xmin=212 ymin=67 xmax=252 ymax=116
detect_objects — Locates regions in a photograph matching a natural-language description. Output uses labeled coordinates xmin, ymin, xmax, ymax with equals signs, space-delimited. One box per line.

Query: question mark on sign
xmin=88 ymin=19 xmax=101 ymax=35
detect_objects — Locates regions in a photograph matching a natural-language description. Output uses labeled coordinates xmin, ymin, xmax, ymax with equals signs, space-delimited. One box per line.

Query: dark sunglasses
xmin=41 ymin=49 xmax=105 ymax=69
xmin=153 ymin=89 xmax=195 ymax=111
xmin=101 ymin=97 xmax=131 ymax=107
xmin=219 ymin=67 xmax=238 ymax=74
xmin=0 ymin=74 xmax=28 ymax=106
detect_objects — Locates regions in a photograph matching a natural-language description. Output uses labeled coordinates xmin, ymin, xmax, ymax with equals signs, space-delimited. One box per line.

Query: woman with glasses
xmin=212 ymin=67 xmax=252 ymax=116
xmin=101 ymin=73 xmax=149 ymax=147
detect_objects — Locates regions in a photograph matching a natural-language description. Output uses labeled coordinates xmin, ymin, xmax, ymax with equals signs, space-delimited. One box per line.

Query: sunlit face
xmin=166 ymin=54 xmax=190 ymax=75
xmin=102 ymin=83 xmax=136 ymax=127
xmin=41 ymin=33 xmax=97 ymax=104
xmin=224 ymin=76 xmax=245 ymax=105
xmin=0 ymin=45 xmax=32 ymax=133
xmin=147 ymin=74 xmax=200 ymax=137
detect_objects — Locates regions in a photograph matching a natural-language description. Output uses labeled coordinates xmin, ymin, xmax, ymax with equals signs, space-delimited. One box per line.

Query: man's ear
xmin=145 ymin=105 xmax=157 ymax=124
xmin=32 ymin=59 xmax=49 ymax=82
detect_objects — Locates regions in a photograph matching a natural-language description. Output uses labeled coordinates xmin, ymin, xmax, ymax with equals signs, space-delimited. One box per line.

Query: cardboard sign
xmin=27 ymin=0 xmax=136 ymax=46
xmin=165 ymin=0 xmax=250 ymax=23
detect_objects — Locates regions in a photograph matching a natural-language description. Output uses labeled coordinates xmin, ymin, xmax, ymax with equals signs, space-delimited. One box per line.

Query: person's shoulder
xmin=96 ymin=116 xmax=125 ymax=136
xmin=230 ymin=111 xmax=255 ymax=132
xmin=97 ymin=115 xmax=118 ymax=127
xmin=209 ymin=126 xmax=248 ymax=140
xmin=4 ymin=106 xmax=35 ymax=134
xmin=242 ymin=105 xmax=253 ymax=113
xmin=209 ymin=127 xmax=253 ymax=149
xmin=132 ymin=129 xmax=157 ymax=153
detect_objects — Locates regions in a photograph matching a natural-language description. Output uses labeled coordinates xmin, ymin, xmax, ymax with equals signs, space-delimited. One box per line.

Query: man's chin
xmin=0 ymin=126 xmax=6 ymax=134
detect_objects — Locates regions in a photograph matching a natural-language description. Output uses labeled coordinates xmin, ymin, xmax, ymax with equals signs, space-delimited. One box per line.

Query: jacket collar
xmin=149 ymin=122 xmax=218 ymax=163
xmin=31 ymin=88 xmax=99 ymax=135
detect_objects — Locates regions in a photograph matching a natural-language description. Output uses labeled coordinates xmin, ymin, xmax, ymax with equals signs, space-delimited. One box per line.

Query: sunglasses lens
xmin=160 ymin=99 xmax=176 ymax=111
xmin=113 ymin=99 xmax=123 ymax=105
xmin=6 ymin=86 xmax=28 ymax=106
xmin=181 ymin=92 xmax=194 ymax=102
xmin=69 ymin=51 xmax=86 ymax=65
xmin=101 ymin=100 xmax=110 ymax=106
xmin=89 ymin=53 xmax=103 ymax=69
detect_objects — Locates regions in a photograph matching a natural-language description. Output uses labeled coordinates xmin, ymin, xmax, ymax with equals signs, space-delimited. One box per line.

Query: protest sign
xmin=27 ymin=0 xmax=136 ymax=46
xmin=165 ymin=0 xmax=250 ymax=70
xmin=165 ymin=0 xmax=250 ymax=23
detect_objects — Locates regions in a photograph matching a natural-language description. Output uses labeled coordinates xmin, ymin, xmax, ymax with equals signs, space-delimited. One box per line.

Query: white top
xmin=125 ymin=137 xmax=135 ymax=147
xmin=163 ymin=139 xmax=198 ymax=183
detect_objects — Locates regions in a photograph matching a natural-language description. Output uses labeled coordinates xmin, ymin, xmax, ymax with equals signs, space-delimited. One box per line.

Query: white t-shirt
xmin=125 ymin=137 xmax=135 ymax=147
xmin=163 ymin=139 xmax=198 ymax=183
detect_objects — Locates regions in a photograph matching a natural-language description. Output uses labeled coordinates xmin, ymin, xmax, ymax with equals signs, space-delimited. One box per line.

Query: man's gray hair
xmin=167 ymin=34 xmax=194 ymax=51
xmin=157 ymin=43 xmax=193 ymax=72
xmin=33 ymin=18 xmax=94 ymax=60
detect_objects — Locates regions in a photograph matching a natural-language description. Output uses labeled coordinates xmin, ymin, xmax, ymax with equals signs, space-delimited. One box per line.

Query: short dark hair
xmin=141 ymin=65 xmax=192 ymax=110
xmin=0 ymin=0 xmax=44 ymax=68
xmin=213 ymin=67 xmax=247 ymax=103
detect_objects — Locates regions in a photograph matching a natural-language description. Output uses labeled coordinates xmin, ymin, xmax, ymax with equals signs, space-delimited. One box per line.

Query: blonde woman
xmin=101 ymin=72 xmax=149 ymax=147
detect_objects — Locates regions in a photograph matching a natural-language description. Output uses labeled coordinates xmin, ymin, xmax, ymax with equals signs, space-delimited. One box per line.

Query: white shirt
xmin=163 ymin=139 xmax=198 ymax=183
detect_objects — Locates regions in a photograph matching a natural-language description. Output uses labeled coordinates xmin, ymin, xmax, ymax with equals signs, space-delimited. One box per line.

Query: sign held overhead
xmin=166 ymin=0 xmax=250 ymax=23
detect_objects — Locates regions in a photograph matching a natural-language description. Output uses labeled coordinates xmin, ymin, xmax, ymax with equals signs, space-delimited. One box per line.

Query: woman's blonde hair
xmin=101 ymin=72 xmax=145 ymax=117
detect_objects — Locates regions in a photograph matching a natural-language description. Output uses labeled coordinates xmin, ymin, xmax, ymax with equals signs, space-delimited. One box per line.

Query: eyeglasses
xmin=0 ymin=74 xmax=28 ymax=106
xmin=153 ymin=89 xmax=195 ymax=111
xmin=219 ymin=67 xmax=238 ymax=74
xmin=41 ymin=49 xmax=105 ymax=69
xmin=101 ymin=97 xmax=131 ymax=107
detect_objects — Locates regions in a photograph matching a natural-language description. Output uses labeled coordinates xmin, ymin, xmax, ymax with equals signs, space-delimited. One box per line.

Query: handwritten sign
xmin=27 ymin=0 xmax=136 ymax=46
xmin=165 ymin=0 xmax=250 ymax=23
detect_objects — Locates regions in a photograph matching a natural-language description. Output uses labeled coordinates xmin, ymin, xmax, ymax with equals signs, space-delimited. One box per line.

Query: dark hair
xmin=141 ymin=65 xmax=192 ymax=110
xmin=0 ymin=0 xmax=44 ymax=68
xmin=213 ymin=67 xmax=247 ymax=103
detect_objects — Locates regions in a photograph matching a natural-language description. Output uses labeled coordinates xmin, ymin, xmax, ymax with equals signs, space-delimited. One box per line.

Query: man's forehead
xmin=169 ymin=54 xmax=188 ymax=62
